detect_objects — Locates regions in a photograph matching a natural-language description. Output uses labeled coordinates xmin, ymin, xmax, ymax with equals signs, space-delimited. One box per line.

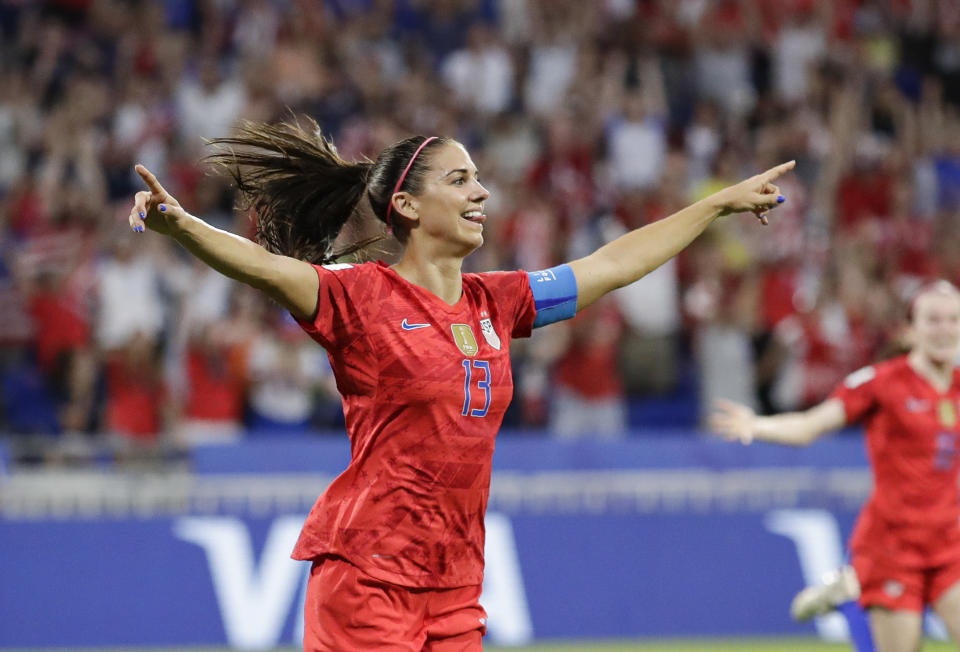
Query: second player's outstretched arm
xmin=567 ymin=161 xmax=794 ymax=311
xmin=709 ymin=398 xmax=848 ymax=447
xmin=129 ymin=165 xmax=319 ymax=320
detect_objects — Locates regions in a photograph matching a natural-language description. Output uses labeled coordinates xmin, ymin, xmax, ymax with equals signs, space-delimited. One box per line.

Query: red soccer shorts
xmin=854 ymin=552 xmax=960 ymax=612
xmin=851 ymin=509 xmax=960 ymax=612
xmin=303 ymin=555 xmax=487 ymax=652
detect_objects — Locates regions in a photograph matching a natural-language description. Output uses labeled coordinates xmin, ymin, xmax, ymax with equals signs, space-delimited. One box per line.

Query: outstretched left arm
xmin=567 ymin=161 xmax=795 ymax=311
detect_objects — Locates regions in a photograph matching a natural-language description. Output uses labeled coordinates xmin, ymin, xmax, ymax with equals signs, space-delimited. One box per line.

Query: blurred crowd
xmin=2 ymin=0 xmax=960 ymax=463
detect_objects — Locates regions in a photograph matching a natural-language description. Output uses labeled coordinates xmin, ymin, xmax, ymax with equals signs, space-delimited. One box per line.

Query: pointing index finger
xmin=761 ymin=160 xmax=796 ymax=183
xmin=135 ymin=164 xmax=167 ymax=197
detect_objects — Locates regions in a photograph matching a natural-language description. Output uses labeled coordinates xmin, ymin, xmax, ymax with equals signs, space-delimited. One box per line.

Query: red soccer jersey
xmin=292 ymin=261 xmax=536 ymax=588
xmin=831 ymin=356 xmax=960 ymax=566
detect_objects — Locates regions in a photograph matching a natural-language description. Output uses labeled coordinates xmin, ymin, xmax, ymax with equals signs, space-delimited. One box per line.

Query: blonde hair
xmin=909 ymin=280 xmax=960 ymax=322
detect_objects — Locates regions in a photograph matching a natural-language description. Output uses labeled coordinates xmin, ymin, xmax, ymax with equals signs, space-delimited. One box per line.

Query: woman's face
xmin=911 ymin=289 xmax=960 ymax=366
xmin=397 ymin=142 xmax=490 ymax=256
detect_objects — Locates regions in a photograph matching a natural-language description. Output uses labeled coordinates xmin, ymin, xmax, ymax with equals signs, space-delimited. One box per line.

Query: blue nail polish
xmin=777 ymin=195 xmax=785 ymax=203
xmin=159 ymin=205 xmax=166 ymax=212
xmin=139 ymin=211 xmax=145 ymax=219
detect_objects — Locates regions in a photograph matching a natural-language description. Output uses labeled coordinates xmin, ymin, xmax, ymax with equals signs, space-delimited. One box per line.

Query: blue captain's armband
xmin=527 ymin=264 xmax=578 ymax=328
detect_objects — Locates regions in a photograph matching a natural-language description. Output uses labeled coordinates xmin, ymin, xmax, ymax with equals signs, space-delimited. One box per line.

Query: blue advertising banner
xmin=0 ymin=435 xmax=872 ymax=649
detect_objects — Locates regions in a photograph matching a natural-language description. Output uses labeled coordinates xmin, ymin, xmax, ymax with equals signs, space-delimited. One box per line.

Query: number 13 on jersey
xmin=461 ymin=359 xmax=491 ymax=417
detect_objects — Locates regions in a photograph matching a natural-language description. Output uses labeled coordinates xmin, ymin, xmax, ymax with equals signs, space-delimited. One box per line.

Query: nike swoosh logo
xmin=401 ymin=319 xmax=431 ymax=330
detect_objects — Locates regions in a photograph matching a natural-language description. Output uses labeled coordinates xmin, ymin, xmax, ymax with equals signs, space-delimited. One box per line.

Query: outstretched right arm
xmin=708 ymin=397 xmax=847 ymax=447
xmin=129 ymin=165 xmax=319 ymax=321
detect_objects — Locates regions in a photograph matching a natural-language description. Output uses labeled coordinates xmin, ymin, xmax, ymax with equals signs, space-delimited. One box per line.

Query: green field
xmin=487 ymin=640 xmax=955 ymax=651
xmin=489 ymin=641 xmax=953 ymax=651
xmin=6 ymin=640 xmax=957 ymax=652
xmin=494 ymin=640 xmax=953 ymax=651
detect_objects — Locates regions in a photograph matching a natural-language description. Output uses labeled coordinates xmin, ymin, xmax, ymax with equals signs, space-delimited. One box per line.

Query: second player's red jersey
xmin=830 ymin=355 xmax=960 ymax=566
xmin=292 ymin=261 xmax=536 ymax=588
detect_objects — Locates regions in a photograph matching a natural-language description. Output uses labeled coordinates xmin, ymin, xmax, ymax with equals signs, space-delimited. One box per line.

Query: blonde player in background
xmin=712 ymin=281 xmax=960 ymax=652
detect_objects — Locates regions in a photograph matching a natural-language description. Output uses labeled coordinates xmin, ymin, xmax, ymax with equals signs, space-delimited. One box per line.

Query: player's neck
xmin=391 ymin=253 xmax=464 ymax=306
xmin=908 ymin=350 xmax=954 ymax=393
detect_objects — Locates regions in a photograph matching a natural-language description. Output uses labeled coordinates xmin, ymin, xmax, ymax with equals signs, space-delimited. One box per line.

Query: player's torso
xmin=366 ymin=278 xmax=513 ymax=424
xmin=866 ymin=363 xmax=960 ymax=521
xmin=326 ymin=270 xmax=517 ymax=584
xmin=294 ymin=263 xmax=533 ymax=585
xmin=327 ymin=267 xmax=518 ymax=492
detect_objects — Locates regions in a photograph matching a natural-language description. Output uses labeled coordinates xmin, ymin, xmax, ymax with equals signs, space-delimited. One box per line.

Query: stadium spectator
xmin=175 ymin=319 xmax=247 ymax=446
xmin=526 ymin=109 xmax=597 ymax=228
xmin=94 ymin=234 xmax=165 ymax=353
xmin=102 ymin=330 xmax=167 ymax=450
xmin=549 ymin=295 xmax=627 ymax=438
xmin=684 ymin=234 xmax=760 ymax=419
xmin=522 ymin=2 xmax=582 ymax=116
xmin=692 ymin=1 xmax=755 ymax=118
xmin=771 ymin=3 xmax=828 ymax=104
xmin=685 ymin=100 xmax=722 ymax=188
xmin=125 ymin=115 xmax=791 ymax=649
xmin=605 ymin=87 xmax=668 ymax=192
xmin=175 ymin=55 xmax=247 ymax=151
xmin=440 ymin=23 xmax=514 ymax=116
xmin=609 ymin=154 xmax=685 ymax=398
xmin=711 ymin=282 xmax=960 ymax=651
xmin=172 ymin=284 xmax=263 ymax=447
xmin=763 ymin=264 xmax=880 ymax=414
xmin=244 ymin=310 xmax=337 ymax=435
xmin=23 ymin=268 xmax=96 ymax=434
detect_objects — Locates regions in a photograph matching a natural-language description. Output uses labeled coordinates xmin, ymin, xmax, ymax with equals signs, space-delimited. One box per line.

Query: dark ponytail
xmin=207 ymin=118 xmax=450 ymax=261
xmin=206 ymin=118 xmax=375 ymax=264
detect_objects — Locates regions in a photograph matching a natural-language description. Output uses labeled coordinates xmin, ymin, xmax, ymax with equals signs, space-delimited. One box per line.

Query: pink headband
xmin=384 ymin=136 xmax=438 ymax=231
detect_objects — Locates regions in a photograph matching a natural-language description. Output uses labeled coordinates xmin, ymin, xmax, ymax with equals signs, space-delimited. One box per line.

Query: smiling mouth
xmin=462 ymin=210 xmax=486 ymax=224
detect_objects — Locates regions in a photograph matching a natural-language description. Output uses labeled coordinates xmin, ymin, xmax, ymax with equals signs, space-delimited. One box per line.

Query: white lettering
xmin=765 ymin=509 xmax=848 ymax=642
xmin=293 ymin=558 xmax=310 ymax=646
xmin=481 ymin=512 xmax=534 ymax=645
xmin=177 ymin=512 xmax=530 ymax=648
xmin=532 ymin=269 xmax=557 ymax=282
xmin=173 ymin=516 xmax=307 ymax=650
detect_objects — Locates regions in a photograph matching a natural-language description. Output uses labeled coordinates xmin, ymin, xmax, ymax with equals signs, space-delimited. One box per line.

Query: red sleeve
xmin=828 ymin=365 xmax=880 ymax=424
xmin=476 ymin=270 xmax=537 ymax=339
xmin=294 ymin=263 xmax=368 ymax=350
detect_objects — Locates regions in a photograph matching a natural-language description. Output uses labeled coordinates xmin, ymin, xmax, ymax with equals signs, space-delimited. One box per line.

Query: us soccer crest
xmin=479 ymin=318 xmax=501 ymax=350
xmin=451 ymin=324 xmax=479 ymax=356
xmin=939 ymin=399 xmax=957 ymax=428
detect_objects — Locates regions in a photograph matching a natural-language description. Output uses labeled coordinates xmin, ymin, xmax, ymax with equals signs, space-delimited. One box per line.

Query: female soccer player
xmin=711 ymin=281 xmax=960 ymax=652
xmin=129 ymin=120 xmax=792 ymax=651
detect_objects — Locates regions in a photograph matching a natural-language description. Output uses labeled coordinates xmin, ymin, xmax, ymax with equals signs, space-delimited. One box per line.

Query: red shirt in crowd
xmin=104 ymin=353 xmax=165 ymax=440
xmin=28 ymin=291 xmax=90 ymax=371
xmin=184 ymin=348 xmax=245 ymax=422
xmin=554 ymin=299 xmax=624 ymax=400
